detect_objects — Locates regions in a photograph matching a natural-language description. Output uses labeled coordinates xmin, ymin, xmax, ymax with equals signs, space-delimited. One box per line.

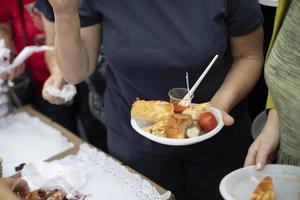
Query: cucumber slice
xmin=186 ymin=126 xmax=201 ymax=138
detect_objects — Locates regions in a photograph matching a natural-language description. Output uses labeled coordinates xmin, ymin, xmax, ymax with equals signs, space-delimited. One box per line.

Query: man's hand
xmin=0 ymin=178 xmax=30 ymax=198
xmin=0 ymin=63 xmax=25 ymax=81
xmin=42 ymin=74 xmax=66 ymax=105
xmin=244 ymin=109 xmax=280 ymax=170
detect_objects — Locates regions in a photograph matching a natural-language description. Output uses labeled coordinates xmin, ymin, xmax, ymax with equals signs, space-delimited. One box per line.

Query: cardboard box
xmin=47 ymin=144 xmax=175 ymax=200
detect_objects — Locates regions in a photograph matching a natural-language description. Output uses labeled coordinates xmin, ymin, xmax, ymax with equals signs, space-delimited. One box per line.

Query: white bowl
xmin=131 ymin=107 xmax=224 ymax=146
xmin=219 ymin=164 xmax=300 ymax=200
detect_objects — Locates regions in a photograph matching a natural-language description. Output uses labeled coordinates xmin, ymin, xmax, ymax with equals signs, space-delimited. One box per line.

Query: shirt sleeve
xmin=79 ymin=0 xmax=102 ymax=27
xmin=0 ymin=0 xmax=11 ymax=22
xmin=35 ymin=0 xmax=55 ymax=22
xmin=226 ymin=0 xmax=264 ymax=37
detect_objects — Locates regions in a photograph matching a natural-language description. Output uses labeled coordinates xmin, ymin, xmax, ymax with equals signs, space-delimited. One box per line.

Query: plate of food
xmin=130 ymin=99 xmax=224 ymax=146
xmin=219 ymin=164 xmax=300 ymax=200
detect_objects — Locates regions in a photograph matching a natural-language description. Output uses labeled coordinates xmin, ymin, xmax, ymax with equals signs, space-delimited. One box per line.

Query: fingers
xmin=222 ymin=111 xmax=235 ymax=126
xmin=0 ymin=178 xmax=29 ymax=198
xmin=0 ymin=64 xmax=25 ymax=81
xmin=13 ymin=179 xmax=30 ymax=198
xmin=8 ymin=68 xmax=18 ymax=81
xmin=254 ymin=145 xmax=271 ymax=170
xmin=244 ymin=143 xmax=258 ymax=167
xmin=0 ymin=72 xmax=8 ymax=80
xmin=16 ymin=63 xmax=25 ymax=77
xmin=42 ymin=84 xmax=65 ymax=105
xmin=244 ymin=134 xmax=276 ymax=170
xmin=42 ymin=89 xmax=65 ymax=105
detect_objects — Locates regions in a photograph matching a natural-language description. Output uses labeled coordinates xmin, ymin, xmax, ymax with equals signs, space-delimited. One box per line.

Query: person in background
xmin=245 ymin=0 xmax=300 ymax=168
xmin=35 ymin=1 xmax=108 ymax=151
xmin=43 ymin=0 xmax=264 ymax=199
xmin=0 ymin=178 xmax=29 ymax=198
xmin=0 ymin=0 xmax=78 ymax=133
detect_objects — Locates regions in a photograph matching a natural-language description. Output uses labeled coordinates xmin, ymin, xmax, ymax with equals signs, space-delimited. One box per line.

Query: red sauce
xmin=171 ymin=101 xmax=189 ymax=114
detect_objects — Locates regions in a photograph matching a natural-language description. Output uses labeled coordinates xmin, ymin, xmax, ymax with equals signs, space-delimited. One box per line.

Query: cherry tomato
xmin=198 ymin=112 xmax=217 ymax=133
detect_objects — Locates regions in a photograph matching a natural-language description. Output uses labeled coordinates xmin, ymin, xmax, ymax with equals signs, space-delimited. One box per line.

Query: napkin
xmin=46 ymin=84 xmax=77 ymax=102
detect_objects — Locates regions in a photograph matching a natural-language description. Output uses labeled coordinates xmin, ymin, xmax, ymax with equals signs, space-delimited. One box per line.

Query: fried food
xmin=24 ymin=188 xmax=67 ymax=200
xmin=131 ymin=100 xmax=174 ymax=122
xmin=143 ymin=120 xmax=168 ymax=137
xmin=164 ymin=114 xmax=193 ymax=139
xmin=250 ymin=176 xmax=275 ymax=200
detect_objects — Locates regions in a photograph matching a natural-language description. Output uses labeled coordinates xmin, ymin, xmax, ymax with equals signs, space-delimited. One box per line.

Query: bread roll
xmin=131 ymin=100 xmax=174 ymax=122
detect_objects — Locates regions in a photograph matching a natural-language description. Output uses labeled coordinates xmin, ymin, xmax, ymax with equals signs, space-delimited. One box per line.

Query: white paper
xmin=46 ymin=84 xmax=77 ymax=102
xmin=0 ymin=44 xmax=54 ymax=74
xmin=0 ymin=112 xmax=73 ymax=177
xmin=22 ymin=144 xmax=171 ymax=200
xmin=0 ymin=39 xmax=11 ymax=68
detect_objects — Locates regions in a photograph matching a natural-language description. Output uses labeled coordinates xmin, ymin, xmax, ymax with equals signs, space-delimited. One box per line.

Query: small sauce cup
xmin=168 ymin=88 xmax=193 ymax=114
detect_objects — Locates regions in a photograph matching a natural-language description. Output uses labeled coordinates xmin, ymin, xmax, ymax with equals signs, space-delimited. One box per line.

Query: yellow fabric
xmin=265 ymin=0 xmax=291 ymax=109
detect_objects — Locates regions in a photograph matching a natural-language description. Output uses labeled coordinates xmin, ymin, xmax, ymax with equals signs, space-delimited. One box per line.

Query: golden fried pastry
xmin=131 ymin=100 xmax=174 ymax=122
xmin=24 ymin=188 xmax=67 ymax=200
xmin=182 ymin=102 xmax=209 ymax=120
xmin=250 ymin=176 xmax=275 ymax=200
xmin=143 ymin=120 xmax=168 ymax=137
xmin=164 ymin=114 xmax=193 ymax=139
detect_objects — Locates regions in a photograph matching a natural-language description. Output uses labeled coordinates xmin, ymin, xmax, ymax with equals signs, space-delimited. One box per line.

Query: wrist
xmin=54 ymin=10 xmax=78 ymax=20
xmin=49 ymin=73 xmax=66 ymax=88
xmin=210 ymin=91 xmax=235 ymax=113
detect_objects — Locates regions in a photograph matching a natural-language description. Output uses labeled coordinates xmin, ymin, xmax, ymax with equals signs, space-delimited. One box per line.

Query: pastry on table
xmin=250 ymin=176 xmax=275 ymax=200
xmin=164 ymin=113 xmax=193 ymax=139
xmin=131 ymin=100 xmax=174 ymax=123
xmin=24 ymin=188 xmax=68 ymax=200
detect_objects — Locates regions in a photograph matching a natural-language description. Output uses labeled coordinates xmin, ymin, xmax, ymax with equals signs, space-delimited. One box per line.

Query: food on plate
xmin=198 ymin=111 xmax=217 ymax=133
xmin=164 ymin=114 xmax=193 ymax=139
xmin=131 ymin=99 xmax=217 ymax=139
xmin=24 ymin=188 xmax=68 ymax=200
xmin=143 ymin=120 xmax=168 ymax=137
xmin=182 ymin=102 xmax=209 ymax=120
xmin=186 ymin=124 xmax=201 ymax=138
xmin=250 ymin=176 xmax=275 ymax=200
xmin=171 ymin=100 xmax=190 ymax=114
xmin=131 ymin=100 xmax=174 ymax=122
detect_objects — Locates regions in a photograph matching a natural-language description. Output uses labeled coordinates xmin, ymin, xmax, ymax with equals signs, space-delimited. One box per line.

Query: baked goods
xmin=164 ymin=114 xmax=193 ymax=139
xmin=24 ymin=188 xmax=68 ymax=200
xmin=143 ymin=120 xmax=168 ymax=137
xmin=131 ymin=99 xmax=215 ymax=139
xmin=131 ymin=100 xmax=174 ymax=122
xmin=250 ymin=176 xmax=275 ymax=200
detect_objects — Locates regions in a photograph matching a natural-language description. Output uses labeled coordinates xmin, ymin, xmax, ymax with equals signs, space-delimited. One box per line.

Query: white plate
xmin=220 ymin=164 xmax=300 ymax=200
xmin=131 ymin=107 xmax=224 ymax=146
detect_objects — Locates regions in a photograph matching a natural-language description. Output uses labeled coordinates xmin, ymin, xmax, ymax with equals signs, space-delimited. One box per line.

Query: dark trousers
xmin=107 ymin=120 xmax=252 ymax=200
xmin=30 ymin=93 xmax=78 ymax=134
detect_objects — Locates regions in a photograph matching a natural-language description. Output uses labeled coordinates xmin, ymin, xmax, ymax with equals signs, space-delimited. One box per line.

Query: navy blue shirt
xmin=38 ymin=0 xmax=263 ymax=152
